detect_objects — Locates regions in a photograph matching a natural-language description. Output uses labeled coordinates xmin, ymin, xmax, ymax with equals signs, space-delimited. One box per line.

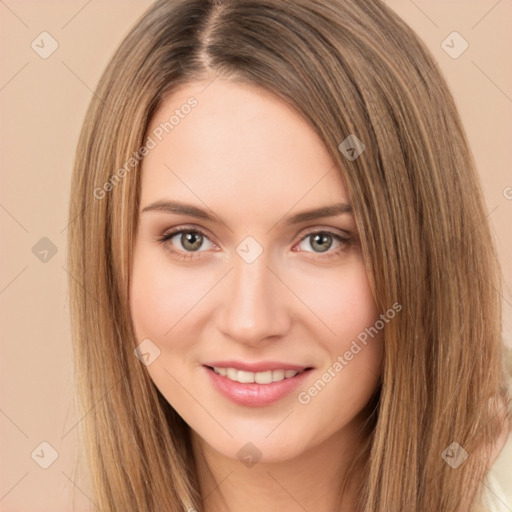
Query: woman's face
xmin=130 ymin=78 xmax=384 ymax=463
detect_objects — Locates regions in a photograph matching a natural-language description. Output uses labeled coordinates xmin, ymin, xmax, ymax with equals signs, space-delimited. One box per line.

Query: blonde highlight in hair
xmin=67 ymin=0 xmax=510 ymax=510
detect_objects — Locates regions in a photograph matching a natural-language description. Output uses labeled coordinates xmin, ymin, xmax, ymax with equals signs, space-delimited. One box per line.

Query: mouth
xmin=204 ymin=365 xmax=314 ymax=384
xmin=202 ymin=363 xmax=315 ymax=407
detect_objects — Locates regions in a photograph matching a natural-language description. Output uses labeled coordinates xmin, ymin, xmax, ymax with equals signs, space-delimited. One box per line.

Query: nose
xmin=215 ymin=250 xmax=292 ymax=346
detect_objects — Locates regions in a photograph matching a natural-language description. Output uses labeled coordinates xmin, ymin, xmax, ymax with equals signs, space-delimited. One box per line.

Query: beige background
xmin=0 ymin=1 xmax=511 ymax=510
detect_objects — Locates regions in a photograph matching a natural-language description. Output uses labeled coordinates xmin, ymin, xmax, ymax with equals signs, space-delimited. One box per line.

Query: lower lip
xmin=204 ymin=366 xmax=313 ymax=407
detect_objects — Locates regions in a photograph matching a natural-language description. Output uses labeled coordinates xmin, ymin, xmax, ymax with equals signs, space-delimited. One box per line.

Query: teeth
xmin=212 ymin=367 xmax=300 ymax=384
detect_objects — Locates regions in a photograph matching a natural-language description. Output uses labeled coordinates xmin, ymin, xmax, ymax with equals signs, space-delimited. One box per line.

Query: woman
xmin=67 ymin=0 xmax=510 ymax=510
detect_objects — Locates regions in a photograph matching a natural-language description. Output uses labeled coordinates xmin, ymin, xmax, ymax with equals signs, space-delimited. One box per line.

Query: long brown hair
xmin=67 ymin=0 xmax=510 ymax=510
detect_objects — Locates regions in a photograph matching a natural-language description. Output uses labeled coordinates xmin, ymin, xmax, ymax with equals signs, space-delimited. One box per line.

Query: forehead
xmin=140 ymin=79 xmax=349 ymax=220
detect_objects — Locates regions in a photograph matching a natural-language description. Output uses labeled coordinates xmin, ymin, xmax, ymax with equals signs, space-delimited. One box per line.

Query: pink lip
xmin=204 ymin=366 xmax=313 ymax=407
xmin=203 ymin=360 xmax=312 ymax=372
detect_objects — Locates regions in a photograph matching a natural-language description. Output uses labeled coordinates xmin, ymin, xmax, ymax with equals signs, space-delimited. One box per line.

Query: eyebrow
xmin=141 ymin=200 xmax=353 ymax=226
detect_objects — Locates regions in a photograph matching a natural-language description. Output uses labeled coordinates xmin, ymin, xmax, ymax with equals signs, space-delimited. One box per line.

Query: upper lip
xmin=203 ymin=360 xmax=313 ymax=373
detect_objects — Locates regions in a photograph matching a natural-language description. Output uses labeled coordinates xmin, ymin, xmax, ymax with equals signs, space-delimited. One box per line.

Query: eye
xmin=294 ymin=230 xmax=352 ymax=260
xmin=156 ymin=227 xmax=215 ymax=260
xmin=156 ymin=226 xmax=353 ymax=262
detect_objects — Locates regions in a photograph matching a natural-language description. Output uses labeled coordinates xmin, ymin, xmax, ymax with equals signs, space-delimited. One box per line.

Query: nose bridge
xmin=216 ymin=248 xmax=290 ymax=343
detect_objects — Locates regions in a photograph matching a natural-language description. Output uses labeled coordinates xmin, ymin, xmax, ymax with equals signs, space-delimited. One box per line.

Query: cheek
xmin=295 ymin=262 xmax=383 ymax=427
xmin=130 ymin=244 xmax=210 ymax=342
xmin=294 ymin=258 xmax=384 ymax=398
xmin=130 ymin=253 xmax=171 ymax=341
xmin=295 ymin=258 xmax=379 ymax=343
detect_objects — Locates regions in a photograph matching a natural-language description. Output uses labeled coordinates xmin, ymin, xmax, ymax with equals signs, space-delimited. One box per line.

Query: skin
xmin=130 ymin=78 xmax=384 ymax=512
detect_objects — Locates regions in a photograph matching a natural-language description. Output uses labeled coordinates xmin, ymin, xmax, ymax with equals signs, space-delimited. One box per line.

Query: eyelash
xmin=156 ymin=226 xmax=353 ymax=262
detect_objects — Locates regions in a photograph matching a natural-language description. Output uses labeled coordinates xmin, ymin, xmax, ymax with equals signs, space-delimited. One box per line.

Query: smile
xmin=203 ymin=365 xmax=314 ymax=407
xmin=210 ymin=366 xmax=306 ymax=384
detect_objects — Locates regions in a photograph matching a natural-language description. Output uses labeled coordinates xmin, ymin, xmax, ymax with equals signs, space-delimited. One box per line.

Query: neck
xmin=190 ymin=415 xmax=368 ymax=512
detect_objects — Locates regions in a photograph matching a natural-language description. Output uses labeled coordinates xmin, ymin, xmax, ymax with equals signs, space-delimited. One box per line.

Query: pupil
xmin=312 ymin=233 xmax=332 ymax=252
xmin=182 ymin=232 xmax=202 ymax=251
